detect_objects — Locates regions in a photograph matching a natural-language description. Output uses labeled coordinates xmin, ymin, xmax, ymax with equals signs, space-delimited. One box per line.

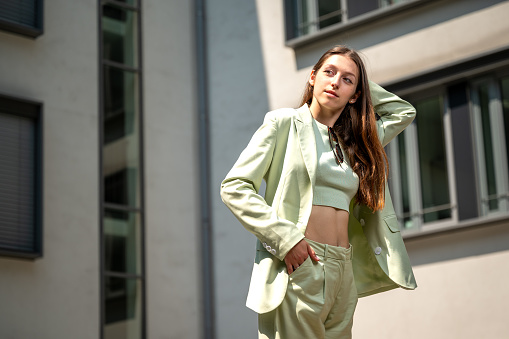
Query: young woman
xmin=221 ymin=46 xmax=417 ymax=339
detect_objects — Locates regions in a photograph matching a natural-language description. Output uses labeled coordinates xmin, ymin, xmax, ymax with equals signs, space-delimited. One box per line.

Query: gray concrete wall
xmin=142 ymin=0 xmax=203 ymax=338
xmin=0 ymin=0 xmax=100 ymax=338
xmin=207 ymin=0 xmax=270 ymax=337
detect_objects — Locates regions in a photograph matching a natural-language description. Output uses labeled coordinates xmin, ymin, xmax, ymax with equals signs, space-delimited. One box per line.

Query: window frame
xmin=0 ymin=93 xmax=43 ymax=259
xmin=0 ymin=0 xmax=44 ymax=38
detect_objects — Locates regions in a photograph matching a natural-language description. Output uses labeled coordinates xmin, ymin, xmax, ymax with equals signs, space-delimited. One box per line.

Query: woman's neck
xmin=309 ymin=102 xmax=343 ymax=127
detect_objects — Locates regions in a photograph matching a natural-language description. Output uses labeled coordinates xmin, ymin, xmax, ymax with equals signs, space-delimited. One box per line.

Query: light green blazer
xmin=221 ymin=81 xmax=417 ymax=314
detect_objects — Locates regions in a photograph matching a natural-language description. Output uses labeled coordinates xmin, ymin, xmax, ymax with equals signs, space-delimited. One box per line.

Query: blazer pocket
xmin=383 ymin=214 xmax=400 ymax=233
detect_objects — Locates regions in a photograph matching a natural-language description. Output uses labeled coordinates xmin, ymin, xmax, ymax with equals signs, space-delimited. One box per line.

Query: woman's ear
xmin=349 ymin=91 xmax=361 ymax=104
xmin=309 ymin=70 xmax=316 ymax=86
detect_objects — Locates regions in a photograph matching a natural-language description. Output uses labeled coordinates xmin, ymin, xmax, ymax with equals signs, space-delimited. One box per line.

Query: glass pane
xmin=396 ymin=132 xmax=413 ymax=229
xmin=103 ymin=65 xmax=140 ymax=207
xmin=478 ymin=84 xmax=498 ymax=210
xmin=318 ymin=0 xmax=341 ymax=29
xmin=415 ymin=96 xmax=451 ymax=222
xmin=380 ymin=0 xmax=406 ymax=8
xmin=103 ymin=66 xmax=139 ymax=143
xmin=500 ymin=76 xmax=509 ymax=176
xmin=297 ymin=0 xmax=315 ymax=36
xmin=104 ymin=209 xmax=142 ymax=275
xmin=423 ymin=209 xmax=451 ymax=223
xmin=114 ymin=0 xmax=137 ymax=6
xmin=102 ymin=4 xmax=138 ymax=68
xmin=104 ymin=277 xmax=142 ymax=338
xmin=0 ymin=112 xmax=36 ymax=251
xmin=0 ymin=0 xmax=39 ymax=28
xmin=347 ymin=0 xmax=378 ymax=18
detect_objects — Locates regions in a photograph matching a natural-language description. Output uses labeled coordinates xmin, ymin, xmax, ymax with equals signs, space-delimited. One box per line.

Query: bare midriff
xmin=304 ymin=205 xmax=350 ymax=248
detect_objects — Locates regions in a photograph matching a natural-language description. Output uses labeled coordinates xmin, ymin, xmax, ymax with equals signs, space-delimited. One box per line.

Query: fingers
xmin=284 ymin=240 xmax=308 ymax=274
xmin=284 ymin=255 xmax=300 ymax=274
xmin=284 ymin=239 xmax=322 ymax=274
xmin=307 ymin=243 xmax=320 ymax=261
xmin=285 ymin=261 xmax=294 ymax=275
xmin=285 ymin=261 xmax=302 ymax=275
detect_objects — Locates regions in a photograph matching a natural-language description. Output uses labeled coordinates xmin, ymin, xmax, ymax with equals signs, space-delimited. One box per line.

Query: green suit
xmin=221 ymin=81 xmax=417 ymax=314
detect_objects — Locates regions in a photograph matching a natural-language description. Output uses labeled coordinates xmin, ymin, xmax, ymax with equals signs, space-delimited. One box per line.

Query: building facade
xmin=1 ymin=0 xmax=508 ymax=338
xmin=0 ymin=0 xmax=203 ymax=338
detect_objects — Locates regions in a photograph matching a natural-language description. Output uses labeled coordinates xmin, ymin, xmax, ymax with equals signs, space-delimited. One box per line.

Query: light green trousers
xmin=258 ymin=239 xmax=358 ymax=339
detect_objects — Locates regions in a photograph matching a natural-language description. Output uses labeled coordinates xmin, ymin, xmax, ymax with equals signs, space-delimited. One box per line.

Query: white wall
xmin=354 ymin=243 xmax=509 ymax=338
xmin=0 ymin=0 xmax=100 ymax=338
xmin=362 ymin=1 xmax=509 ymax=84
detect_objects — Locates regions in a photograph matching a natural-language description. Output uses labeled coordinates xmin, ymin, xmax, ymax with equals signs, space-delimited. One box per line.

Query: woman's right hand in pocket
xmin=284 ymin=239 xmax=320 ymax=274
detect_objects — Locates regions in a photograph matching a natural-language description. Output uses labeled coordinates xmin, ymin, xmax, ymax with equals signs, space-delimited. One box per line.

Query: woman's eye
xmin=344 ymin=78 xmax=352 ymax=84
xmin=324 ymin=70 xmax=334 ymax=75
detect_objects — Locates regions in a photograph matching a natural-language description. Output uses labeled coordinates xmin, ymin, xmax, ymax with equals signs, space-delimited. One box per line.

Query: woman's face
xmin=309 ymin=54 xmax=360 ymax=116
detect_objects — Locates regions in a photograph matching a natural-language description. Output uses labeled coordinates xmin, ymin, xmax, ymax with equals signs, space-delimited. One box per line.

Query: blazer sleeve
xmin=220 ymin=111 xmax=305 ymax=261
xmin=370 ymin=80 xmax=416 ymax=146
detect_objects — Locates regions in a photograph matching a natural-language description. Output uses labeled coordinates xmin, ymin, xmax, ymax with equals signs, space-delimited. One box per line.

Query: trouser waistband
xmin=305 ymin=238 xmax=352 ymax=261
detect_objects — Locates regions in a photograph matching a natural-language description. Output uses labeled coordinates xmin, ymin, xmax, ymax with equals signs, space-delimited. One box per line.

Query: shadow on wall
xmin=292 ymin=0 xmax=505 ymax=70
xmin=207 ymin=0 xmax=270 ymax=338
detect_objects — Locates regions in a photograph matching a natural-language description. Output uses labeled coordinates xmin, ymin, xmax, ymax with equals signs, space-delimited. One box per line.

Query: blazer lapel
xmin=295 ymin=105 xmax=317 ymax=186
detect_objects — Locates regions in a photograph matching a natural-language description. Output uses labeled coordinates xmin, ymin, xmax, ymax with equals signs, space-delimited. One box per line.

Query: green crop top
xmin=311 ymin=118 xmax=359 ymax=212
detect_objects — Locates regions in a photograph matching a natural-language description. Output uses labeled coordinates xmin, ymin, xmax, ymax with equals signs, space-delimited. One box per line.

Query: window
xmin=290 ymin=0 xmax=343 ymax=37
xmin=471 ymin=75 xmax=509 ymax=215
xmin=389 ymin=93 xmax=455 ymax=232
xmin=386 ymin=53 xmax=509 ymax=235
xmin=0 ymin=94 xmax=42 ymax=258
xmin=100 ymin=0 xmax=145 ymax=337
xmin=0 ymin=0 xmax=43 ymax=38
xmin=284 ymin=0 xmax=415 ymax=40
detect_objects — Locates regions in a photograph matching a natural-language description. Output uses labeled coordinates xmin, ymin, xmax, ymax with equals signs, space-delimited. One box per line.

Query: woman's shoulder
xmin=264 ymin=106 xmax=304 ymax=126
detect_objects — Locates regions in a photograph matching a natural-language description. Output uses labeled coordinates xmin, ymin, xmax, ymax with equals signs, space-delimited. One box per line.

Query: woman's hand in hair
xmin=284 ymin=239 xmax=320 ymax=274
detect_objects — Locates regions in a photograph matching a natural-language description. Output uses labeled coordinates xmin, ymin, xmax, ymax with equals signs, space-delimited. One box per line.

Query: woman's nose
xmin=331 ymin=74 xmax=340 ymax=87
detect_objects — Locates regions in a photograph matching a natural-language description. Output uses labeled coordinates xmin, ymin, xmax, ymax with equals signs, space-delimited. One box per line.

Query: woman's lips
xmin=325 ymin=90 xmax=338 ymax=97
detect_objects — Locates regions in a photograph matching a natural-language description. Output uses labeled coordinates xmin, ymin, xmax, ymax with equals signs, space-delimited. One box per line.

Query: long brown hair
xmin=300 ymin=45 xmax=388 ymax=211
